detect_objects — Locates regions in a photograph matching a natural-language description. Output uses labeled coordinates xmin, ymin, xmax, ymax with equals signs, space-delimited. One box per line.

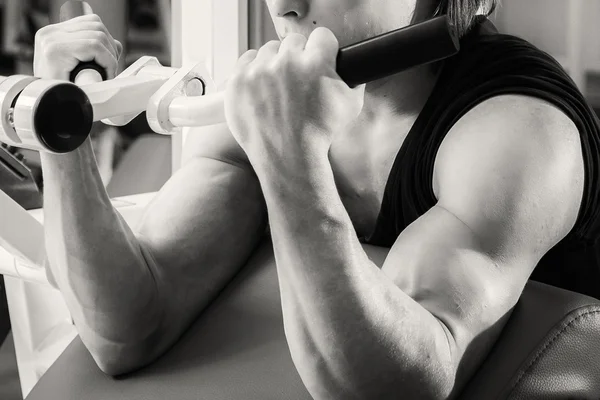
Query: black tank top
xmin=365 ymin=16 xmax=600 ymax=300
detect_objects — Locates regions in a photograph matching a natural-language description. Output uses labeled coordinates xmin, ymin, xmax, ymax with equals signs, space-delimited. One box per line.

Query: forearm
xmin=260 ymin=159 xmax=454 ymax=399
xmin=40 ymin=137 xmax=163 ymax=368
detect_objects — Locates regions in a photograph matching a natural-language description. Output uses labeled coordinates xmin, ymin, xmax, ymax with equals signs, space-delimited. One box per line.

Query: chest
xmin=328 ymin=117 xmax=414 ymax=239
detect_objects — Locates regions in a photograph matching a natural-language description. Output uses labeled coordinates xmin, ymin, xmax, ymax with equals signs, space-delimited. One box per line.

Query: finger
xmin=254 ymin=40 xmax=281 ymax=64
xmin=61 ymin=13 xmax=102 ymax=24
xmin=62 ymin=30 xmax=119 ymax=61
xmin=62 ymin=20 xmax=110 ymax=35
xmin=62 ymin=38 xmax=118 ymax=77
xmin=305 ymin=27 xmax=339 ymax=66
xmin=235 ymin=49 xmax=258 ymax=71
xmin=35 ymin=15 xmax=101 ymax=37
xmin=62 ymin=20 xmax=120 ymax=55
xmin=115 ymin=40 xmax=123 ymax=60
xmin=278 ymin=33 xmax=307 ymax=55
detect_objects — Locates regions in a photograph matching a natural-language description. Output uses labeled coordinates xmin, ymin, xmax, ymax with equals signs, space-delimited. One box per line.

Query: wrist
xmin=261 ymin=144 xmax=330 ymax=183
xmin=260 ymin=153 xmax=337 ymax=210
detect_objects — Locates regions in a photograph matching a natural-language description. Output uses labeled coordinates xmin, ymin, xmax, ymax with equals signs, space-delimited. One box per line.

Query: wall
xmin=493 ymin=0 xmax=600 ymax=73
xmin=248 ymin=0 xmax=277 ymax=49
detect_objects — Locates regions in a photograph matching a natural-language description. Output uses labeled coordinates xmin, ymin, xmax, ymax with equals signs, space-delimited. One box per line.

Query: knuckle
xmin=284 ymin=32 xmax=306 ymax=42
xmin=35 ymin=27 xmax=48 ymax=40
xmin=247 ymin=65 xmax=268 ymax=82
xmin=88 ymin=14 xmax=102 ymax=22
xmin=266 ymin=59 xmax=281 ymax=73
xmin=274 ymin=53 xmax=296 ymax=70
xmin=238 ymin=49 xmax=257 ymax=65
xmin=265 ymin=40 xmax=280 ymax=48
xmin=98 ymin=33 xmax=112 ymax=48
xmin=35 ymin=26 xmax=55 ymax=44
xmin=92 ymin=30 xmax=106 ymax=40
xmin=90 ymin=40 xmax=104 ymax=51
xmin=242 ymin=49 xmax=258 ymax=59
xmin=260 ymin=40 xmax=280 ymax=55
xmin=42 ymin=42 xmax=56 ymax=56
xmin=246 ymin=66 xmax=260 ymax=80
xmin=275 ymin=53 xmax=290 ymax=65
xmin=91 ymin=21 xmax=105 ymax=31
xmin=308 ymin=51 xmax=327 ymax=65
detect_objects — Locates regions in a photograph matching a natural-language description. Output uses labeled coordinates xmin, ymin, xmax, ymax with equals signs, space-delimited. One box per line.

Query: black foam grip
xmin=34 ymin=83 xmax=94 ymax=153
xmin=69 ymin=61 xmax=108 ymax=82
xmin=58 ymin=1 xmax=107 ymax=83
xmin=336 ymin=16 xmax=459 ymax=87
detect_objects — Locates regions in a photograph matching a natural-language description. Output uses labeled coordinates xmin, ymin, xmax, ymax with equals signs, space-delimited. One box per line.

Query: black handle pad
xmin=58 ymin=0 xmax=107 ymax=82
xmin=336 ymin=16 xmax=459 ymax=87
xmin=68 ymin=61 xmax=108 ymax=83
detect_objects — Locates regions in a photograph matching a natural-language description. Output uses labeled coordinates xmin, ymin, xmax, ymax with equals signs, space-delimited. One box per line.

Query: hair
xmin=432 ymin=0 xmax=499 ymax=37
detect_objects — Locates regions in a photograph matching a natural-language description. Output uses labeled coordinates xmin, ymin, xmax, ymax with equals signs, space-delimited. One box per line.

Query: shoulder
xmin=437 ymin=94 xmax=580 ymax=152
xmin=434 ymin=94 xmax=583 ymax=193
xmin=433 ymin=94 xmax=584 ymax=259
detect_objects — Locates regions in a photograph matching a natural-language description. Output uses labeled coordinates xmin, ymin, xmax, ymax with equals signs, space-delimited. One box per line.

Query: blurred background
xmin=0 ymin=0 xmax=598 ymax=398
xmin=0 ymin=1 xmax=171 ymax=398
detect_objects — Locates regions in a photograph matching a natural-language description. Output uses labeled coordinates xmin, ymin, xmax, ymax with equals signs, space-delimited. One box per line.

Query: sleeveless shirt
xmin=365 ymin=16 xmax=600 ymax=300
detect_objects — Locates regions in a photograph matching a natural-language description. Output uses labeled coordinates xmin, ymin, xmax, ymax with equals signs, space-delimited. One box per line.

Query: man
xmin=34 ymin=0 xmax=597 ymax=398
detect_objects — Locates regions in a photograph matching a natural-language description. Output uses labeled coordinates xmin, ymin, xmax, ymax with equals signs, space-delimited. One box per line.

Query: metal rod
xmin=169 ymin=91 xmax=225 ymax=127
xmin=167 ymin=16 xmax=458 ymax=129
xmin=79 ymin=66 xmax=178 ymax=123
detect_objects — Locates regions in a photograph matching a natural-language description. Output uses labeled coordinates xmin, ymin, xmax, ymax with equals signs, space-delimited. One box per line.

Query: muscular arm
xmin=259 ymin=95 xmax=584 ymax=399
xmin=42 ymin=122 xmax=266 ymax=375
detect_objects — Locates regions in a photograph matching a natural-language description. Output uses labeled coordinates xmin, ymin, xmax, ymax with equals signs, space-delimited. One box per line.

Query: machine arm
xmin=0 ymin=13 xmax=459 ymax=152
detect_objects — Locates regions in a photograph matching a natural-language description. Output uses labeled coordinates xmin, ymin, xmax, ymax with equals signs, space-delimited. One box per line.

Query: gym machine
xmin=0 ymin=0 xmax=460 ymax=279
xmin=0 ymin=2 xmax=459 ymax=154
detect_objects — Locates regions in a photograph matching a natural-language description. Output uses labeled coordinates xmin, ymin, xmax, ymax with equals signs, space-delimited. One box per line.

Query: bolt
xmin=184 ymin=77 xmax=205 ymax=97
xmin=7 ymin=108 xmax=14 ymax=128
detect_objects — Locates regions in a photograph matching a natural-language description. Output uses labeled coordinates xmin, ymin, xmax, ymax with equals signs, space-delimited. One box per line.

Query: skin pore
xmin=264 ymin=0 xmax=441 ymax=237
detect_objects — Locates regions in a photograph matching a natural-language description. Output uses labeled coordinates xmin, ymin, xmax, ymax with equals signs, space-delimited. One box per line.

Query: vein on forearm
xmin=260 ymin=161 xmax=452 ymax=397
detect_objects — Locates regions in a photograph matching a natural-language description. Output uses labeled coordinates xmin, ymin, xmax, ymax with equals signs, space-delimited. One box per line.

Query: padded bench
xmin=24 ymin=238 xmax=600 ymax=400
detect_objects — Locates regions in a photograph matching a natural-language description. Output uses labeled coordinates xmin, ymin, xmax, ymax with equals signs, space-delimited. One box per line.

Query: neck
xmin=359 ymin=63 xmax=440 ymax=123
